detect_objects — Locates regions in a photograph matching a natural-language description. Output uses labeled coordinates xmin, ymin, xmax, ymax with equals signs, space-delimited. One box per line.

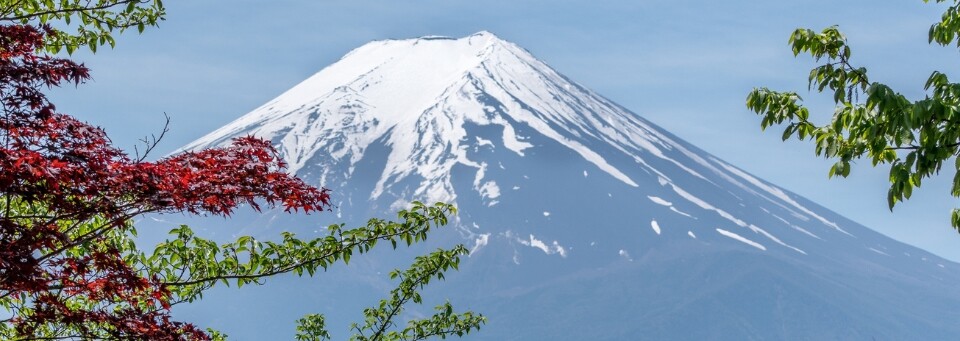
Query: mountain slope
xmin=174 ymin=32 xmax=960 ymax=339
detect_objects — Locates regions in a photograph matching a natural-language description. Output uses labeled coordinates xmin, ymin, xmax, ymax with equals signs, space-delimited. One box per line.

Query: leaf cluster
xmin=1 ymin=198 xmax=208 ymax=340
xmin=0 ymin=0 xmax=165 ymax=53
xmin=348 ymin=245 xmax=485 ymax=341
xmin=294 ymin=243 xmax=485 ymax=341
xmin=746 ymin=0 xmax=960 ymax=230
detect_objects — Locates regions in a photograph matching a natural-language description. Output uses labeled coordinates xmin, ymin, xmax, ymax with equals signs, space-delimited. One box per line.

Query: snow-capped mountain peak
xmin=179 ymin=30 xmax=873 ymax=258
xmin=180 ymin=31 xmax=672 ymax=207
xmin=174 ymin=31 xmax=960 ymax=339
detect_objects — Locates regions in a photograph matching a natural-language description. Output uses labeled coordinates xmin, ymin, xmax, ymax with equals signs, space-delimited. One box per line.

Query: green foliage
xmin=139 ymin=202 xmax=453 ymax=299
xmin=0 ymin=198 xmax=156 ymax=340
xmin=746 ymin=0 xmax=960 ymax=231
xmin=167 ymin=201 xmax=483 ymax=339
xmin=0 ymin=0 xmax=166 ymax=53
xmin=295 ymin=245 xmax=485 ymax=341
xmin=138 ymin=201 xmax=483 ymax=338
xmin=288 ymin=245 xmax=486 ymax=341
xmin=296 ymin=314 xmax=331 ymax=341
xmin=347 ymin=245 xmax=485 ymax=341
xmin=1 ymin=200 xmax=484 ymax=339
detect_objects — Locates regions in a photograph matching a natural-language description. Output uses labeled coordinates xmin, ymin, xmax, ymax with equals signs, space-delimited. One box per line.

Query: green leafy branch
xmin=746 ymin=0 xmax=960 ymax=230
xmin=0 ymin=0 xmax=166 ymax=53
xmin=346 ymin=245 xmax=485 ymax=341
xmin=2 ymin=201 xmax=484 ymax=340
xmin=291 ymin=246 xmax=485 ymax=341
xmin=137 ymin=202 xmax=455 ymax=304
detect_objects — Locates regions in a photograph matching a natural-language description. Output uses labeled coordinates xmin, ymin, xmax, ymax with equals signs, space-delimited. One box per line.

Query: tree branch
xmin=161 ymin=230 xmax=417 ymax=288
xmin=0 ymin=0 xmax=144 ymax=22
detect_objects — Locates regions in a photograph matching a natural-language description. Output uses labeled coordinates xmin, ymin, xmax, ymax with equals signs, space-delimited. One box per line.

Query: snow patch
xmin=716 ymin=228 xmax=766 ymax=251
xmin=470 ymin=233 xmax=490 ymax=255
xmin=553 ymin=241 xmax=568 ymax=257
xmin=670 ymin=207 xmax=694 ymax=218
xmin=478 ymin=181 xmax=501 ymax=199
xmin=500 ymin=124 xmax=532 ymax=156
xmin=671 ymin=183 xmax=748 ymax=227
xmin=650 ymin=219 xmax=662 ymax=235
xmin=657 ymin=176 xmax=670 ymax=186
xmin=471 ymin=162 xmax=501 ymax=201
xmin=475 ymin=136 xmax=493 ymax=148
xmin=647 ymin=196 xmax=672 ymax=206
xmin=514 ymin=233 xmax=567 ymax=257
xmin=619 ymin=249 xmax=633 ymax=262
xmin=771 ymin=213 xmax=821 ymax=240
xmin=748 ymin=224 xmax=806 ymax=255
xmin=528 ymin=237 xmax=550 ymax=254
xmin=647 ymin=195 xmax=693 ymax=218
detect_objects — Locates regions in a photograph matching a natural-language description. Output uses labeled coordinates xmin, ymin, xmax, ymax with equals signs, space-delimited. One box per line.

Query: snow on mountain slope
xmin=174 ymin=32 xmax=960 ymax=339
xmin=181 ymin=31 xmax=857 ymax=256
xmin=182 ymin=31 xmax=679 ymax=199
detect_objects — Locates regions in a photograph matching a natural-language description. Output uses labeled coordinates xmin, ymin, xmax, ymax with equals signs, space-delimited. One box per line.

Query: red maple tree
xmin=0 ymin=24 xmax=330 ymax=340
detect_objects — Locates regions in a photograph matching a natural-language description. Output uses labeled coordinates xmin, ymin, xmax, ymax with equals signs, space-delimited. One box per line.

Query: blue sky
xmin=48 ymin=0 xmax=960 ymax=261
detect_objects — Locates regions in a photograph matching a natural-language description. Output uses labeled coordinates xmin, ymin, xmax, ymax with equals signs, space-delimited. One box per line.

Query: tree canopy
xmin=746 ymin=0 xmax=960 ymax=231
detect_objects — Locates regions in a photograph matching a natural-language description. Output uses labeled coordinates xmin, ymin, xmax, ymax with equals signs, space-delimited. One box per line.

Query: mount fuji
xmin=171 ymin=31 xmax=960 ymax=339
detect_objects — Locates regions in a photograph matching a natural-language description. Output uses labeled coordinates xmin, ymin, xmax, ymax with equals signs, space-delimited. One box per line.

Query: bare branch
xmin=135 ymin=112 xmax=170 ymax=162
